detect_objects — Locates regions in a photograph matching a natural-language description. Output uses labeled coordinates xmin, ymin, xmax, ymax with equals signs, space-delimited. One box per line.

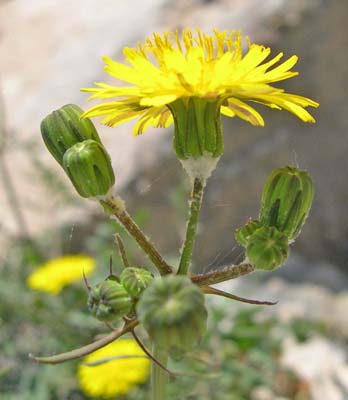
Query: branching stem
xmin=203 ymin=286 xmax=277 ymax=306
xmin=101 ymin=198 xmax=173 ymax=275
xmin=115 ymin=233 xmax=130 ymax=268
xmin=191 ymin=263 xmax=255 ymax=286
xmin=29 ymin=320 xmax=138 ymax=364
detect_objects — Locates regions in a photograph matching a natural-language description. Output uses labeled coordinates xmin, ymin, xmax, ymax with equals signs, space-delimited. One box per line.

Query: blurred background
xmin=0 ymin=0 xmax=347 ymax=399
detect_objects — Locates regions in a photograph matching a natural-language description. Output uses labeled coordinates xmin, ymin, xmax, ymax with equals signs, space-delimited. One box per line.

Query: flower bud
xmin=41 ymin=104 xmax=101 ymax=166
xmin=246 ymin=226 xmax=289 ymax=270
xmin=259 ymin=166 xmax=314 ymax=242
xmin=120 ymin=267 xmax=153 ymax=299
xmin=88 ymin=280 xmax=132 ymax=321
xmin=235 ymin=219 xmax=262 ymax=247
xmin=63 ymin=139 xmax=115 ymax=198
xmin=137 ymin=275 xmax=207 ymax=359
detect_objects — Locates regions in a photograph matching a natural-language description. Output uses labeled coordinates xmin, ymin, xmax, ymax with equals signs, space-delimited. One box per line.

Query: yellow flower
xmin=82 ymin=28 xmax=319 ymax=136
xmin=78 ymin=339 xmax=150 ymax=398
xmin=27 ymin=255 xmax=95 ymax=295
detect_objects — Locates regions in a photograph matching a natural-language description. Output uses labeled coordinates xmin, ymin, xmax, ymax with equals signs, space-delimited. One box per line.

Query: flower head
xmin=78 ymin=339 xmax=150 ymax=398
xmin=82 ymin=28 xmax=318 ymax=135
xmin=27 ymin=255 xmax=95 ymax=295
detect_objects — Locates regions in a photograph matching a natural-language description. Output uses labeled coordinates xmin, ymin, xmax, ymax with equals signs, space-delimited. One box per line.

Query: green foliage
xmin=0 ymin=187 xmax=321 ymax=400
xmin=164 ymin=305 xmax=305 ymax=400
xmin=0 ymin=209 xmax=150 ymax=399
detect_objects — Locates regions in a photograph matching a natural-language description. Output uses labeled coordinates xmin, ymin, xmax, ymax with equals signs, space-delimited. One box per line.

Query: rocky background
xmin=0 ymin=0 xmax=347 ymax=399
xmin=1 ymin=0 xmax=347 ymax=271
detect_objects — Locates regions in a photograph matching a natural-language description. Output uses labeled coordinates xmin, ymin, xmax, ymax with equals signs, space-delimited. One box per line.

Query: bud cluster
xmin=235 ymin=166 xmax=314 ymax=270
xmin=137 ymin=275 xmax=208 ymax=359
xmin=41 ymin=104 xmax=115 ymax=198
xmin=87 ymin=267 xmax=153 ymax=322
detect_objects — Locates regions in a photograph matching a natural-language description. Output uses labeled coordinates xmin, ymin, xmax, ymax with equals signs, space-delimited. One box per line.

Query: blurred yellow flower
xmin=78 ymin=339 xmax=150 ymax=398
xmin=82 ymin=28 xmax=318 ymax=135
xmin=27 ymin=255 xmax=95 ymax=295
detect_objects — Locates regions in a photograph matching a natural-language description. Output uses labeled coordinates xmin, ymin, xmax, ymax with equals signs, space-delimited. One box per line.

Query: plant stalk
xmin=115 ymin=209 xmax=173 ymax=275
xmin=191 ymin=263 xmax=255 ymax=286
xmin=151 ymin=342 xmax=168 ymax=400
xmin=101 ymin=197 xmax=172 ymax=275
xmin=177 ymin=177 xmax=205 ymax=275
xmin=30 ymin=319 xmax=138 ymax=364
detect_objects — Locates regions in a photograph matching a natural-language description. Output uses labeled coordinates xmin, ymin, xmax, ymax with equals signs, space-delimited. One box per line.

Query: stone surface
xmin=119 ymin=0 xmax=348 ymax=275
xmin=0 ymin=0 xmax=169 ymax=237
xmin=210 ymin=276 xmax=348 ymax=400
xmin=0 ymin=0 xmax=320 ymax=239
xmin=281 ymin=337 xmax=348 ymax=400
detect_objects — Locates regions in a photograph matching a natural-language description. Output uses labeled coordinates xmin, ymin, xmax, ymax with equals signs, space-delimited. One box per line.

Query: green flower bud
xmin=88 ymin=280 xmax=132 ymax=321
xmin=63 ymin=139 xmax=115 ymax=198
xmin=41 ymin=104 xmax=101 ymax=166
xmin=235 ymin=219 xmax=262 ymax=247
xmin=259 ymin=166 xmax=314 ymax=242
xmin=137 ymin=275 xmax=207 ymax=359
xmin=246 ymin=226 xmax=289 ymax=270
xmin=120 ymin=267 xmax=153 ymax=299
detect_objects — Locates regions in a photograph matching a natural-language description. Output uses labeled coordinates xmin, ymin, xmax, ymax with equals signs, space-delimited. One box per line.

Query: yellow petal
xmin=262 ymin=55 xmax=299 ymax=82
xmin=82 ymin=100 xmax=145 ymax=119
xmin=140 ymin=94 xmax=178 ymax=107
xmin=226 ymin=98 xmax=264 ymax=126
xmin=102 ymin=56 xmax=140 ymax=84
xmin=220 ymin=105 xmax=235 ymax=117
xmin=102 ymin=110 xmax=143 ymax=127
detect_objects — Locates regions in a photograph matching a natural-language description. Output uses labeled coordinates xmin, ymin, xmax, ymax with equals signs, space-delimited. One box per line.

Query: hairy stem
xmin=203 ymin=286 xmax=277 ymax=305
xmin=151 ymin=342 xmax=168 ymax=400
xmin=191 ymin=263 xmax=255 ymax=286
xmin=115 ymin=233 xmax=130 ymax=268
xmin=29 ymin=320 xmax=138 ymax=364
xmin=177 ymin=177 xmax=205 ymax=275
xmin=101 ymin=198 xmax=172 ymax=275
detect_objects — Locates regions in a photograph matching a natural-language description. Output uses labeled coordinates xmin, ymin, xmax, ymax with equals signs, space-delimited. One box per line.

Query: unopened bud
xmin=120 ymin=267 xmax=153 ymax=299
xmin=63 ymin=140 xmax=115 ymax=198
xmin=41 ymin=104 xmax=101 ymax=166
xmin=137 ymin=275 xmax=207 ymax=359
xmin=235 ymin=219 xmax=262 ymax=247
xmin=246 ymin=226 xmax=289 ymax=270
xmin=259 ymin=166 xmax=314 ymax=242
xmin=88 ymin=280 xmax=132 ymax=321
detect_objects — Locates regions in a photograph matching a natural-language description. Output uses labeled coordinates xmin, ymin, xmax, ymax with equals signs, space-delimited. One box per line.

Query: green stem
xmin=151 ymin=342 xmax=168 ymax=400
xmin=30 ymin=319 xmax=138 ymax=364
xmin=177 ymin=177 xmax=205 ymax=275
xmin=202 ymin=286 xmax=276 ymax=305
xmin=116 ymin=209 xmax=173 ymax=275
xmin=191 ymin=263 xmax=255 ymax=286
xmin=100 ymin=197 xmax=173 ymax=275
